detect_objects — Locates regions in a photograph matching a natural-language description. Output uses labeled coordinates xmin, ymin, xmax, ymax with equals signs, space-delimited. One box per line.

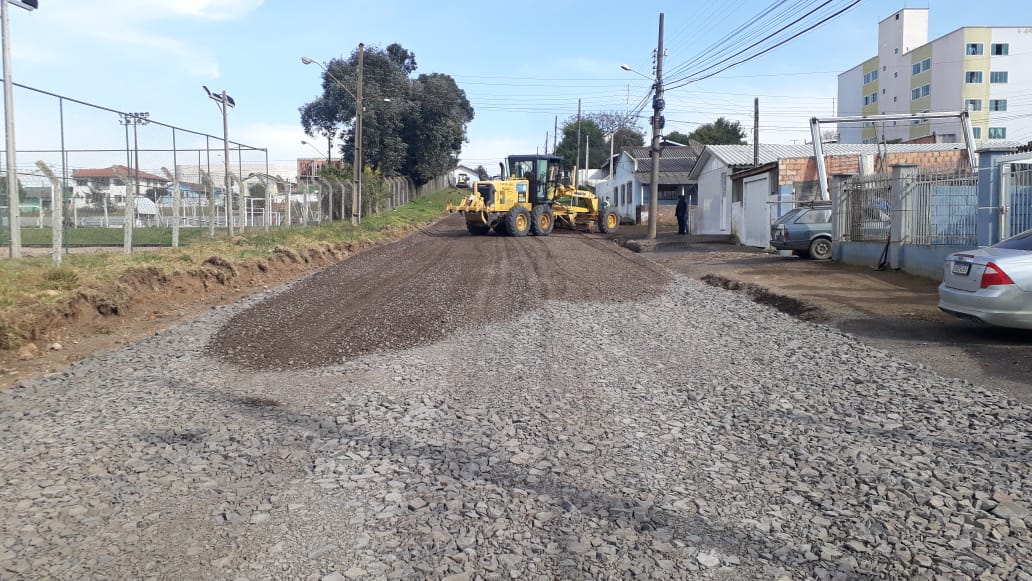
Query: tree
xmin=401 ymin=73 xmax=474 ymax=184
xmin=554 ymin=118 xmax=606 ymax=170
xmin=664 ymin=130 xmax=691 ymax=145
xmin=688 ymin=117 xmax=747 ymax=145
xmin=475 ymin=165 xmax=489 ymax=180
xmin=300 ymin=43 xmax=473 ymax=186
xmin=144 ymin=186 xmax=169 ymax=203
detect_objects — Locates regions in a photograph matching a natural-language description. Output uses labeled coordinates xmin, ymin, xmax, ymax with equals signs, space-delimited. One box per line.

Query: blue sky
xmin=6 ymin=0 xmax=1032 ymax=178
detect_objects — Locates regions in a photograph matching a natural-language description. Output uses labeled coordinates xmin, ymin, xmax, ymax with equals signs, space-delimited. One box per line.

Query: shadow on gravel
xmin=701 ymin=274 xmax=829 ymax=322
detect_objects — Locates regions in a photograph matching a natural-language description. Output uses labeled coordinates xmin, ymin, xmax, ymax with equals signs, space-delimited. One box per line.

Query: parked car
xmin=770 ymin=202 xmax=834 ymax=260
xmin=938 ymin=229 xmax=1032 ymax=329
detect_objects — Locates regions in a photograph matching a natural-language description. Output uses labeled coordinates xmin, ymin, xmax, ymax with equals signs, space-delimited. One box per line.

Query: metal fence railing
xmin=841 ymin=173 xmax=892 ymax=242
xmin=905 ymin=170 xmax=978 ymax=246
xmin=1002 ymin=163 xmax=1032 ymax=239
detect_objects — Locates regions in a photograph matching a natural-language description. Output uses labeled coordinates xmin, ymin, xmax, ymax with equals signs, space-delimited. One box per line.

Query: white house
xmin=593 ymin=145 xmax=698 ymax=224
xmin=450 ymin=164 xmax=481 ymax=186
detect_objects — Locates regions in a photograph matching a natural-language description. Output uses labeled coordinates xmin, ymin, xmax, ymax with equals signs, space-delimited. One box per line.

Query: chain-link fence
xmin=2 ymin=82 xmax=451 ymax=260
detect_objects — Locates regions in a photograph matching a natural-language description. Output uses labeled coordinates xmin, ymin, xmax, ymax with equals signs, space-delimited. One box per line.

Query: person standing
xmin=675 ymin=193 xmax=689 ymax=235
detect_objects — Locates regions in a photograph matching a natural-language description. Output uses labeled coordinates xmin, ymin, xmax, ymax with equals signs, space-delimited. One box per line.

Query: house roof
xmin=73 ymin=165 xmax=165 ymax=182
xmin=689 ymin=142 xmax=986 ymax=179
xmin=625 ymin=145 xmax=699 ymax=174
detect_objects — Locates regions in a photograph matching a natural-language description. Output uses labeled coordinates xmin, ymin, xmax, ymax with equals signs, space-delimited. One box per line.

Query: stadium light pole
xmin=203 ymin=85 xmax=235 ymax=237
xmin=2 ymin=0 xmax=38 ymax=257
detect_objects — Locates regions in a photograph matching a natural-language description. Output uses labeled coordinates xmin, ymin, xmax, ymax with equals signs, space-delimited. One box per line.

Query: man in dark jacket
xmin=675 ymin=193 xmax=689 ymax=235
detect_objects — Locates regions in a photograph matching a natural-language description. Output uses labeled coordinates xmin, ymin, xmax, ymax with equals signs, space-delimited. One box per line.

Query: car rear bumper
xmin=937 ymin=284 xmax=1032 ymax=329
xmin=770 ymin=240 xmax=809 ymax=252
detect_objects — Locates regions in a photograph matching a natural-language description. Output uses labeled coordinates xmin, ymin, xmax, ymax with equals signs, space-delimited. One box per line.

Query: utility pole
xmin=2 ymin=0 xmax=37 ymax=257
xmin=553 ymin=116 xmax=558 ymax=154
xmin=754 ymin=98 xmax=760 ymax=166
xmin=647 ymin=12 xmax=665 ymax=240
xmin=352 ymin=43 xmax=364 ymax=225
xmin=575 ymin=99 xmax=582 ymax=188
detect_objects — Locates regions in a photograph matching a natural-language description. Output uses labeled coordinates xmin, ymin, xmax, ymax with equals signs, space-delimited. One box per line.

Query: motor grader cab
xmin=446 ymin=154 xmax=619 ymax=237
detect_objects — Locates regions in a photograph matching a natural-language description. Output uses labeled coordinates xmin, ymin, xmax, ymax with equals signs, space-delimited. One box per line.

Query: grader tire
xmin=598 ymin=209 xmax=619 ymax=234
xmin=530 ymin=206 xmax=554 ymax=236
xmin=506 ymin=206 xmax=531 ymax=237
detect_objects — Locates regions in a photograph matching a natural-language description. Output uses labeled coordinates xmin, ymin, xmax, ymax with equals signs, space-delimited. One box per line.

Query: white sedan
xmin=938 ymin=229 xmax=1032 ymax=329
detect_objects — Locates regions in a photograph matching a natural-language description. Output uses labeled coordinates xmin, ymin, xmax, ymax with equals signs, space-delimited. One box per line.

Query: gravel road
xmin=1 ymin=215 xmax=1029 ymax=580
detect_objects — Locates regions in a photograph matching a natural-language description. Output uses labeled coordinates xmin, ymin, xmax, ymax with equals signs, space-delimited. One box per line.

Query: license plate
xmin=951 ymin=261 xmax=970 ymax=275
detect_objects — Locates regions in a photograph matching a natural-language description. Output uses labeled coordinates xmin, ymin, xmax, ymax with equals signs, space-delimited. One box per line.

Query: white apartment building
xmin=837 ymin=8 xmax=1031 ymax=144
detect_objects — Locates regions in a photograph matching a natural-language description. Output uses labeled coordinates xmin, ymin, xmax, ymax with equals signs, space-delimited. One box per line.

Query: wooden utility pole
xmin=575 ymin=99 xmax=582 ymax=188
xmin=647 ymin=12 xmax=665 ymax=240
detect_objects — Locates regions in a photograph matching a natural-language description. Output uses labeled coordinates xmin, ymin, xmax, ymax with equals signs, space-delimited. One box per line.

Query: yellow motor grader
xmin=446 ymin=154 xmax=619 ymax=237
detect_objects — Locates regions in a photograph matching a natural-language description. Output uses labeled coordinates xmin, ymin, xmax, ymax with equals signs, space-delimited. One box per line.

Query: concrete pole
xmin=221 ymin=93 xmax=233 ymax=237
xmin=161 ymin=167 xmax=180 ymax=247
xmin=353 ymin=43 xmax=364 ymax=225
xmin=35 ymin=161 xmax=61 ymax=265
xmin=647 ymin=12 xmax=665 ymax=239
xmin=2 ymin=0 xmax=21 ymax=257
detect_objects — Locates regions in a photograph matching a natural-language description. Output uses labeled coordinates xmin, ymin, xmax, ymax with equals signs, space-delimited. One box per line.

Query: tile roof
xmin=72 ymin=165 xmax=166 ymax=182
xmin=703 ymin=142 xmax=973 ymax=168
xmin=635 ymin=171 xmax=695 ymax=185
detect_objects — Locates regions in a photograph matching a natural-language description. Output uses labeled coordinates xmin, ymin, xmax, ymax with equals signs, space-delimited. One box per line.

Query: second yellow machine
xmin=446 ymin=154 xmax=619 ymax=237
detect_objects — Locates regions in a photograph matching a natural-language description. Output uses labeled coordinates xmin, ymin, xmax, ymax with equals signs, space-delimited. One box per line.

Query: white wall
xmin=837 ymin=64 xmax=865 ymax=142
xmin=987 ymin=28 xmax=1032 ymax=142
xmin=695 ymin=156 xmax=731 ymax=235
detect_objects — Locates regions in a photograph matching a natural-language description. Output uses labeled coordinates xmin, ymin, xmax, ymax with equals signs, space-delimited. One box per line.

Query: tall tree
xmin=401 ymin=73 xmax=475 ymax=184
xmin=300 ymin=43 xmax=473 ymax=184
xmin=688 ymin=117 xmax=747 ymax=145
xmin=554 ymin=118 xmax=606 ymax=170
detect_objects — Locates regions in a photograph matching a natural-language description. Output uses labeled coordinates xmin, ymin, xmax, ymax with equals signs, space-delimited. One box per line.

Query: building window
xmin=989 ymin=127 xmax=1006 ymax=139
xmin=912 ymin=58 xmax=930 ymax=75
xmin=973 ymin=127 xmax=981 ymax=139
xmin=991 ymin=43 xmax=1009 ymax=56
xmin=921 ymin=85 xmax=930 ymax=97
xmin=965 ymin=99 xmax=982 ymax=111
xmin=911 ymin=85 xmax=929 ymax=100
xmin=966 ymin=43 xmax=984 ymax=55
xmin=872 ymin=70 xmax=878 ymax=81
xmin=912 ymin=88 xmax=920 ymax=100
xmin=864 ymin=72 xmax=870 ymax=84
xmin=912 ymin=63 xmax=920 ymax=75
xmin=965 ymin=71 xmax=983 ymax=83
xmin=989 ymin=99 xmax=1007 ymax=111
xmin=990 ymin=71 xmax=1008 ymax=83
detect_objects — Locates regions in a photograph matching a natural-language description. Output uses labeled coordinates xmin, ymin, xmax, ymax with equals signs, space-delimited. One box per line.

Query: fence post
xmin=35 ymin=162 xmax=62 ymax=265
xmin=830 ymin=173 xmax=853 ymax=257
xmin=977 ymin=145 xmax=1017 ymax=246
xmin=889 ymin=164 xmax=918 ymax=269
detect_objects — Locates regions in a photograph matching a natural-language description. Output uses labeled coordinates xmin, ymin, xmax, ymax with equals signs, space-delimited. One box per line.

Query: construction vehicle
xmin=446 ymin=154 xmax=619 ymax=237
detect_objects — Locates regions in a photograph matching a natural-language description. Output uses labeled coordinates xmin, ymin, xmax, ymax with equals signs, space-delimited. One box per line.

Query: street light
xmin=2 ymin=0 xmax=38 ymax=258
xmin=621 ymin=51 xmax=664 ymax=240
xmin=301 ymin=139 xmax=329 ymax=164
xmin=118 ymin=112 xmax=148 ymax=255
xmin=302 ymin=49 xmax=363 ymax=225
xmin=203 ymin=85 xmax=235 ymax=237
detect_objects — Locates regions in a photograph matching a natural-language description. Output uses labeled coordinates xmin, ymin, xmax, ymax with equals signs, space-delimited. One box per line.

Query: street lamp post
xmin=2 ymin=0 xmax=38 ymax=258
xmin=302 ymin=48 xmax=363 ymax=225
xmin=118 ymin=112 xmax=148 ymax=255
xmin=621 ymin=14 xmax=665 ymax=240
xmin=203 ymin=85 xmax=235 ymax=237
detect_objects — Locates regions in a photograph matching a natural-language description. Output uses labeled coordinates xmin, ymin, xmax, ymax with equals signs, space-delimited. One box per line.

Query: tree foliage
xmin=664 ymin=130 xmax=691 ymax=145
xmin=553 ymin=119 xmax=606 ymax=170
xmin=687 ymin=117 xmax=747 ymax=145
xmin=475 ymin=165 xmax=489 ymax=180
xmin=300 ymin=43 xmax=473 ymax=185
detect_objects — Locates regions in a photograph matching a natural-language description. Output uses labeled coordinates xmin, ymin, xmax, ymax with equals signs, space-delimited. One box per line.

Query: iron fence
xmin=841 ymin=173 xmax=892 ymax=242
xmin=904 ymin=169 xmax=978 ymax=246
xmin=1002 ymin=163 xmax=1032 ymax=239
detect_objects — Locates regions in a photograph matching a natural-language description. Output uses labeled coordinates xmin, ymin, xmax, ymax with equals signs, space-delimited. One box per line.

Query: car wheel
xmin=809 ymin=237 xmax=832 ymax=260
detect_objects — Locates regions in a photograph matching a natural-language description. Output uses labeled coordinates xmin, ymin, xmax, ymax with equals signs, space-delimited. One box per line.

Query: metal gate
xmin=1000 ymin=162 xmax=1032 ymax=240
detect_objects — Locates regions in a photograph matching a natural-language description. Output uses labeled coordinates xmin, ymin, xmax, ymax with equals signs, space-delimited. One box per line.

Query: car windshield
xmin=995 ymin=229 xmax=1032 ymax=251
